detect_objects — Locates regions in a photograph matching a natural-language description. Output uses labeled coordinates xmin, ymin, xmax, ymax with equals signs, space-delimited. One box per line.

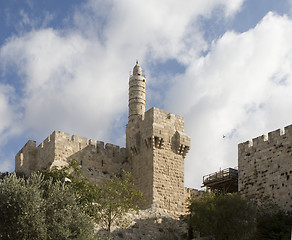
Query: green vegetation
xmin=187 ymin=193 xmax=256 ymax=240
xmin=186 ymin=193 xmax=292 ymax=240
xmin=0 ymin=160 xmax=143 ymax=239
xmin=2 ymin=163 xmax=291 ymax=240
xmin=255 ymin=198 xmax=292 ymax=240
xmin=0 ymin=173 xmax=95 ymax=240
xmin=39 ymin=160 xmax=101 ymax=219
xmin=40 ymin=160 xmax=143 ymax=238
xmin=97 ymin=171 xmax=143 ymax=238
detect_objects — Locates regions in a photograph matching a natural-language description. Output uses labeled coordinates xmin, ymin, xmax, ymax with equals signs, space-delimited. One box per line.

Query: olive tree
xmin=0 ymin=173 xmax=95 ymax=240
xmin=188 ymin=193 xmax=256 ymax=240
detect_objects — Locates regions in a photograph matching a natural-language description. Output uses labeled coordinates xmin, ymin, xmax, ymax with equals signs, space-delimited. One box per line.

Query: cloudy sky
xmin=1 ymin=0 xmax=292 ymax=189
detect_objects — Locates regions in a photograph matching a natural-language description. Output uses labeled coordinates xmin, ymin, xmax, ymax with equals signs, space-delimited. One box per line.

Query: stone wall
xmin=238 ymin=124 xmax=292 ymax=211
xmin=127 ymin=107 xmax=190 ymax=216
xmin=15 ymin=131 xmax=130 ymax=184
xmin=15 ymin=133 xmax=56 ymax=176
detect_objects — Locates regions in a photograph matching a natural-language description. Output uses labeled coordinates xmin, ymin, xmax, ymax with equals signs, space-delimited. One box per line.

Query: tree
xmin=43 ymin=178 xmax=96 ymax=240
xmin=40 ymin=160 xmax=143 ymax=238
xmin=255 ymin=198 xmax=292 ymax=240
xmin=0 ymin=172 xmax=95 ymax=240
xmin=97 ymin=171 xmax=143 ymax=238
xmin=188 ymin=193 xmax=256 ymax=240
xmin=40 ymin=160 xmax=101 ymax=219
xmin=0 ymin=173 xmax=46 ymax=239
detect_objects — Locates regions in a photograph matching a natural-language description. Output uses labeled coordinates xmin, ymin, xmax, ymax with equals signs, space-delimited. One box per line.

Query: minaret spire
xmin=128 ymin=61 xmax=146 ymax=123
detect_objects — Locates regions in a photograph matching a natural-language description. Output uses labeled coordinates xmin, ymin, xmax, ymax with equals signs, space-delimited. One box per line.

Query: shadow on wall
xmin=67 ymin=143 xmax=131 ymax=185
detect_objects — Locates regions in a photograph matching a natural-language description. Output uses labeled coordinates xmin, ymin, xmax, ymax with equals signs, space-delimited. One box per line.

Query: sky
xmin=1 ymin=0 xmax=292 ymax=189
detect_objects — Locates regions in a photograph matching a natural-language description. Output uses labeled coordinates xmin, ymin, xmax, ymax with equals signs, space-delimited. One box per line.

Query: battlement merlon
xmin=16 ymin=140 xmax=37 ymax=156
xmin=50 ymin=131 xmax=126 ymax=155
xmin=238 ymin=123 xmax=292 ymax=153
xmin=144 ymin=107 xmax=186 ymax=132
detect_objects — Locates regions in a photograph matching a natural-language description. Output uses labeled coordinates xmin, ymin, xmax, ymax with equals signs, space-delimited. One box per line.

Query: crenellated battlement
xmin=15 ymin=130 xmax=128 ymax=178
xmin=238 ymin=123 xmax=292 ymax=212
xmin=37 ymin=132 xmax=56 ymax=149
xmin=239 ymin=124 xmax=292 ymax=152
xmin=40 ymin=130 xmax=127 ymax=155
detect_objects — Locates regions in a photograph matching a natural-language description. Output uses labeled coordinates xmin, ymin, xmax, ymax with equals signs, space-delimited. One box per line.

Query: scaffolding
xmin=202 ymin=167 xmax=238 ymax=194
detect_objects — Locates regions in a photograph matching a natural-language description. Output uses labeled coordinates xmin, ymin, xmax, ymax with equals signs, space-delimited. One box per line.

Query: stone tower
xmin=128 ymin=61 xmax=146 ymax=124
xmin=16 ymin=62 xmax=191 ymax=217
xmin=126 ymin=62 xmax=191 ymax=216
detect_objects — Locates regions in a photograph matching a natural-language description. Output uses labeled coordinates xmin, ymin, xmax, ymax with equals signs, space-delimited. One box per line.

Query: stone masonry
xmin=238 ymin=124 xmax=292 ymax=211
xmin=15 ymin=131 xmax=130 ymax=185
xmin=15 ymin=62 xmax=191 ymax=217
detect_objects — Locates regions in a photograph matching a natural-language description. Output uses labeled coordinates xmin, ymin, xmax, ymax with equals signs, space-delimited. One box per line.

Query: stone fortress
xmin=15 ymin=62 xmax=191 ymax=217
xmin=15 ymin=62 xmax=292 ymax=215
xmin=238 ymin=125 xmax=292 ymax=212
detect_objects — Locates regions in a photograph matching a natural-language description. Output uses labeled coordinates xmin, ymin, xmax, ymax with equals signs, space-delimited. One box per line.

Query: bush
xmin=0 ymin=173 xmax=95 ymax=240
xmin=255 ymin=198 xmax=292 ymax=240
xmin=188 ymin=193 xmax=256 ymax=240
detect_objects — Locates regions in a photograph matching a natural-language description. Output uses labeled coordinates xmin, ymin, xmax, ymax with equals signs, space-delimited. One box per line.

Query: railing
xmin=203 ymin=167 xmax=238 ymax=184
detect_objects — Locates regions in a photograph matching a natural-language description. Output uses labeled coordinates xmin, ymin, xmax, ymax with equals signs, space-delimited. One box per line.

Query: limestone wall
xmin=53 ymin=131 xmax=130 ymax=184
xmin=127 ymin=107 xmax=191 ymax=216
xmin=238 ymin=124 xmax=292 ymax=211
xmin=16 ymin=131 xmax=130 ymax=184
xmin=15 ymin=133 xmax=56 ymax=176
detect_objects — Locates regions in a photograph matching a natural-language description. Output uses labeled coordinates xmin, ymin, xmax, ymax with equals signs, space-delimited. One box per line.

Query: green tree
xmin=97 ymin=171 xmax=143 ymax=238
xmin=40 ymin=160 xmax=143 ymax=239
xmin=40 ymin=159 xmax=101 ymax=218
xmin=255 ymin=198 xmax=292 ymax=240
xmin=0 ymin=172 xmax=95 ymax=240
xmin=43 ymin=179 xmax=95 ymax=240
xmin=188 ymin=193 xmax=256 ymax=240
xmin=0 ymin=173 xmax=46 ymax=239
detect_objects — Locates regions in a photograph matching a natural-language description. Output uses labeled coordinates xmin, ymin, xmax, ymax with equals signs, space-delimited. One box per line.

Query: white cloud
xmin=1 ymin=29 xmax=129 ymax=142
xmin=0 ymin=84 xmax=19 ymax=143
xmin=164 ymin=12 xmax=292 ymax=188
xmin=0 ymin=0 xmax=246 ymax=180
xmin=0 ymin=159 xmax=13 ymax=172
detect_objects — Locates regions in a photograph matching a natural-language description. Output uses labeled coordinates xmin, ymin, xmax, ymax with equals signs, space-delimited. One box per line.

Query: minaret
xmin=126 ymin=62 xmax=190 ymax=216
xmin=128 ymin=61 xmax=146 ymax=124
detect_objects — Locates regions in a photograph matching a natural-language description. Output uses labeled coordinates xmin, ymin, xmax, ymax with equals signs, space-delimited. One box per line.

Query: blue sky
xmin=1 ymin=0 xmax=292 ymax=189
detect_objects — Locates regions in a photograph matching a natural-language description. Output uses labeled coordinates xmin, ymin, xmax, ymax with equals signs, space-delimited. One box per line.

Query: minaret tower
xmin=126 ymin=61 xmax=190 ymax=216
xmin=128 ymin=61 xmax=146 ymax=124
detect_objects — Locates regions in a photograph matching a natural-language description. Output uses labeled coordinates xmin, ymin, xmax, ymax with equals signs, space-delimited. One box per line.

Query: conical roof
xmin=133 ymin=61 xmax=142 ymax=75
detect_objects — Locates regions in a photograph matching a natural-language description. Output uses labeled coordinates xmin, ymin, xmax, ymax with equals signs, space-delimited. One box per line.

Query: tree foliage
xmin=255 ymin=198 xmax=292 ymax=240
xmin=0 ymin=172 xmax=95 ymax=240
xmin=188 ymin=193 xmax=256 ymax=240
xmin=40 ymin=160 xmax=143 ymax=238
xmin=97 ymin=171 xmax=143 ymax=238
xmin=39 ymin=160 xmax=100 ymax=218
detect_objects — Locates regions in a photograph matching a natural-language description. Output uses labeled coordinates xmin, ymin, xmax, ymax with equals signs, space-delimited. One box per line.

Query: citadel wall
xmin=127 ymin=107 xmax=190 ymax=216
xmin=15 ymin=133 xmax=56 ymax=176
xmin=238 ymin=124 xmax=292 ymax=211
xmin=16 ymin=131 xmax=130 ymax=184
xmin=15 ymin=62 xmax=191 ymax=217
